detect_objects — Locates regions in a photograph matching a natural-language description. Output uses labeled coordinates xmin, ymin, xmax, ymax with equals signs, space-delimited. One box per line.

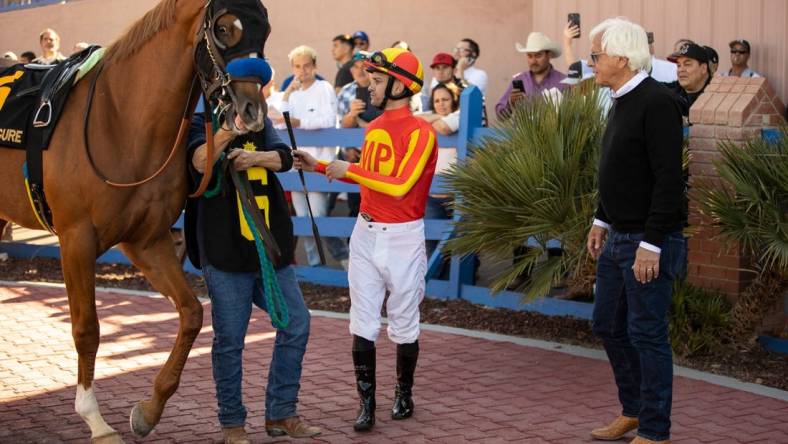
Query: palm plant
xmin=669 ymin=279 xmax=731 ymax=356
xmin=443 ymin=83 xmax=606 ymax=300
xmin=696 ymin=128 xmax=788 ymax=343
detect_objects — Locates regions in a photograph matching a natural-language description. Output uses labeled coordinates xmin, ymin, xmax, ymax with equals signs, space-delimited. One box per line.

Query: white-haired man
xmin=586 ymin=17 xmax=686 ymax=444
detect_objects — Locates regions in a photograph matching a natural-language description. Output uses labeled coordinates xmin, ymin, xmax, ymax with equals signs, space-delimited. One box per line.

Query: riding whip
xmin=282 ymin=111 xmax=327 ymax=266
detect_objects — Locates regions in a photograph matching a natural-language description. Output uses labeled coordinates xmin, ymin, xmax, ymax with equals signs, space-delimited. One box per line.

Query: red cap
xmin=430 ymin=52 xmax=455 ymax=68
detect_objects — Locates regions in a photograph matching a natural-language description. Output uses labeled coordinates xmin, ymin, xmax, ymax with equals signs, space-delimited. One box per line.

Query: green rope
xmin=240 ymin=199 xmax=289 ymax=329
xmin=203 ymin=153 xmax=225 ymax=199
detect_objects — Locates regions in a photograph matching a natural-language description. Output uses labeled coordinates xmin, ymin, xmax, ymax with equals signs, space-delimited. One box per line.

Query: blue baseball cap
xmin=352 ymin=31 xmax=369 ymax=43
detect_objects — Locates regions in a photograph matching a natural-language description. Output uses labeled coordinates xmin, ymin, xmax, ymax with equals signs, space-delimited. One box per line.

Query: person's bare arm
xmin=416 ymin=113 xmax=443 ymax=123
xmin=562 ymin=21 xmax=580 ymax=67
xmin=226 ymin=149 xmax=282 ymax=171
xmin=191 ymin=127 xmax=236 ymax=174
xmin=431 ymin=119 xmax=453 ymax=135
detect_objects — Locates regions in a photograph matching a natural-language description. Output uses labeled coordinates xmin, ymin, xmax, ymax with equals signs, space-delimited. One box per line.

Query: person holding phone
xmin=495 ymin=31 xmax=568 ymax=119
xmin=452 ymin=38 xmax=488 ymax=95
xmin=337 ymin=56 xmax=382 ymax=129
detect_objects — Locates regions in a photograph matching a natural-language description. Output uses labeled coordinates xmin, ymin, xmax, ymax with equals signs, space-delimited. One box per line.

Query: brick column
xmin=686 ymin=76 xmax=786 ymax=297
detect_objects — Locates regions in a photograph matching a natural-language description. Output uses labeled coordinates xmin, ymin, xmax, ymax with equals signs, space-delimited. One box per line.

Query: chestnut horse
xmin=0 ymin=0 xmax=271 ymax=441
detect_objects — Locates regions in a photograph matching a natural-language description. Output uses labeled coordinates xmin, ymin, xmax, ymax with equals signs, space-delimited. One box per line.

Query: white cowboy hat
xmin=515 ymin=32 xmax=562 ymax=58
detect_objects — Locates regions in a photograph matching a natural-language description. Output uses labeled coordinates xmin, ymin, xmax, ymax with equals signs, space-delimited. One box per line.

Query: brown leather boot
xmin=590 ymin=415 xmax=639 ymax=440
xmin=221 ymin=426 xmax=250 ymax=444
xmin=630 ymin=436 xmax=670 ymax=444
xmin=265 ymin=416 xmax=321 ymax=438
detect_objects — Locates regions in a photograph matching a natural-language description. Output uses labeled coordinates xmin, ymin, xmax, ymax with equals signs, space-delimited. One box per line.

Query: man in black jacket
xmin=585 ymin=18 xmax=686 ymax=444
xmin=663 ymin=42 xmax=711 ymax=118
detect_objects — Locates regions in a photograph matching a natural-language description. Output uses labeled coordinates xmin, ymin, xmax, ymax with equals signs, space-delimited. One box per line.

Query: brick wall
xmin=687 ymin=76 xmax=786 ymax=297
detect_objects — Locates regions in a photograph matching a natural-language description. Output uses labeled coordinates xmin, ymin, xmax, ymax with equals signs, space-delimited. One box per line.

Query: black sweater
xmin=596 ymin=76 xmax=684 ymax=248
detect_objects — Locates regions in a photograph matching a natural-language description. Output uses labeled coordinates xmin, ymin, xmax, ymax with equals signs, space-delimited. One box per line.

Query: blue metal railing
xmin=0 ymin=0 xmax=66 ymax=13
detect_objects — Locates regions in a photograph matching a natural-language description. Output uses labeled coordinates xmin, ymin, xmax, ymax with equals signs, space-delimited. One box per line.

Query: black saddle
xmin=0 ymin=45 xmax=102 ymax=150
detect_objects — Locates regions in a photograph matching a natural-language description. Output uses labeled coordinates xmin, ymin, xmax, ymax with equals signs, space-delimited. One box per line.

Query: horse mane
xmin=103 ymin=0 xmax=180 ymax=65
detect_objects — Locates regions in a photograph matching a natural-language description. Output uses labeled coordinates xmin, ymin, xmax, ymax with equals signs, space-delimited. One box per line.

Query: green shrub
xmin=670 ymin=280 xmax=731 ymax=357
xmin=443 ymin=84 xmax=605 ymax=300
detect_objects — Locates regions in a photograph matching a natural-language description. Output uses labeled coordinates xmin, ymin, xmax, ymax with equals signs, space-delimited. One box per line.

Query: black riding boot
xmin=391 ymin=341 xmax=419 ymax=420
xmin=352 ymin=335 xmax=376 ymax=431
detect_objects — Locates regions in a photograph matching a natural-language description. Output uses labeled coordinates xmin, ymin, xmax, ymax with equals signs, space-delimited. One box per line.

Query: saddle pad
xmin=0 ymin=46 xmax=103 ymax=150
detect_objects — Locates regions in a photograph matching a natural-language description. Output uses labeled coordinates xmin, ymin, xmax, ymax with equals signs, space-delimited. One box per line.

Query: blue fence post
xmin=445 ymin=86 xmax=483 ymax=299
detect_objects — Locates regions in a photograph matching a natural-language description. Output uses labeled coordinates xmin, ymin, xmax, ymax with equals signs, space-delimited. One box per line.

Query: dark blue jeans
xmin=592 ymin=230 xmax=686 ymax=441
xmin=202 ymin=264 xmax=311 ymax=426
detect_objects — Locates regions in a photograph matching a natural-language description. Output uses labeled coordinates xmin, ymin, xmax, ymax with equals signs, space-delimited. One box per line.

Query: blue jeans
xmin=592 ymin=230 xmax=686 ymax=442
xmin=202 ymin=264 xmax=311 ymax=426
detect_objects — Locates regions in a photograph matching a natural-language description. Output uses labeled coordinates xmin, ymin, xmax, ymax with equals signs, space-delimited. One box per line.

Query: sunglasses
xmin=730 ymin=50 xmax=749 ymax=54
xmin=590 ymin=52 xmax=605 ymax=63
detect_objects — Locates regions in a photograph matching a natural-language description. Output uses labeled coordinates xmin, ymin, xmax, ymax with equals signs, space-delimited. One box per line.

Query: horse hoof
xmin=129 ymin=402 xmax=155 ymax=438
xmin=91 ymin=431 xmax=125 ymax=444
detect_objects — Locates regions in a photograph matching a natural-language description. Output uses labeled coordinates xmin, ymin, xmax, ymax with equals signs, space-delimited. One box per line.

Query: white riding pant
xmin=348 ymin=216 xmax=426 ymax=344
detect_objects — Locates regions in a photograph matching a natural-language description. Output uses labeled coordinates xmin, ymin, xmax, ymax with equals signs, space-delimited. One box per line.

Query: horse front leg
xmin=119 ymin=234 xmax=203 ymax=437
xmin=60 ymin=227 xmax=124 ymax=443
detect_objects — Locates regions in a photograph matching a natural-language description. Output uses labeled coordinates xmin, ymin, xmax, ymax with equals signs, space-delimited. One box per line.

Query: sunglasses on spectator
xmin=730 ymin=49 xmax=749 ymax=54
xmin=454 ymin=47 xmax=472 ymax=54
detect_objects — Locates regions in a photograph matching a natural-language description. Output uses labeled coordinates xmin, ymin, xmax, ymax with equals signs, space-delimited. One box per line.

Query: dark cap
xmin=430 ymin=52 xmax=455 ymax=68
xmin=703 ymin=46 xmax=719 ymax=64
xmin=333 ymin=34 xmax=354 ymax=46
xmin=566 ymin=60 xmax=582 ymax=79
xmin=729 ymin=39 xmax=751 ymax=53
xmin=352 ymin=31 xmax=369 ymax=43
xmin=668 ymin=42 xmax=709 ymax=64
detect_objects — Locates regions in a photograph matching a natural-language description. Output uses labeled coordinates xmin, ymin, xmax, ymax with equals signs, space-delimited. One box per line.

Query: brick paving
xmin=1 ymin=283 xmax=787 ymax=443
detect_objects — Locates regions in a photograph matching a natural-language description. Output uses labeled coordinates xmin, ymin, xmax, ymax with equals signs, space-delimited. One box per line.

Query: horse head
xmin=194 ymin=0 xmax=272 ymax=132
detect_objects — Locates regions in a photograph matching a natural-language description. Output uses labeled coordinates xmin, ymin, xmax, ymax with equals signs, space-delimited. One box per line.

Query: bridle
xmin=82 ymin=0 xmax=266 ymax=197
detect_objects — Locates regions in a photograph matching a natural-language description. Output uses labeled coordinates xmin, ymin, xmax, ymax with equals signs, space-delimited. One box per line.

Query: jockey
xmin=294 ymin=47 xmax=437 ymax=432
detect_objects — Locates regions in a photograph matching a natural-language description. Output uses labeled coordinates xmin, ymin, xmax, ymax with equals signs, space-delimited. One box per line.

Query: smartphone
xmin=512 ymin=79 xmax=525 ymax=92
xmin=646 ymin=31 xmax=654 ymax=45
xmin=568 ymin=13 xmax=581 ymax=38
xmin=355 ymin=85 xmax=369 ymax=102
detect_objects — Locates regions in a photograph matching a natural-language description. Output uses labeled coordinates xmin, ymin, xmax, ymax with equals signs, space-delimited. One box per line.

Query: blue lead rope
xmin=239 ymin=196 xmax=289 ymax=329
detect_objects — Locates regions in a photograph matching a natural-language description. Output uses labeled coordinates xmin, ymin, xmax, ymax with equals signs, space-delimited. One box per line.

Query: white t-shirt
xmin=266 ymin=90 xmax=284 ymax=121
xmin=279 ymin=79 xmax=337 ymax=161
xmin=461 ymin=66 xmax=488 ymax=95
xmin=650 ymin=56 xmax=678 ymax=83
xmin=434 ymin=110 xmax=461 ymax=176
